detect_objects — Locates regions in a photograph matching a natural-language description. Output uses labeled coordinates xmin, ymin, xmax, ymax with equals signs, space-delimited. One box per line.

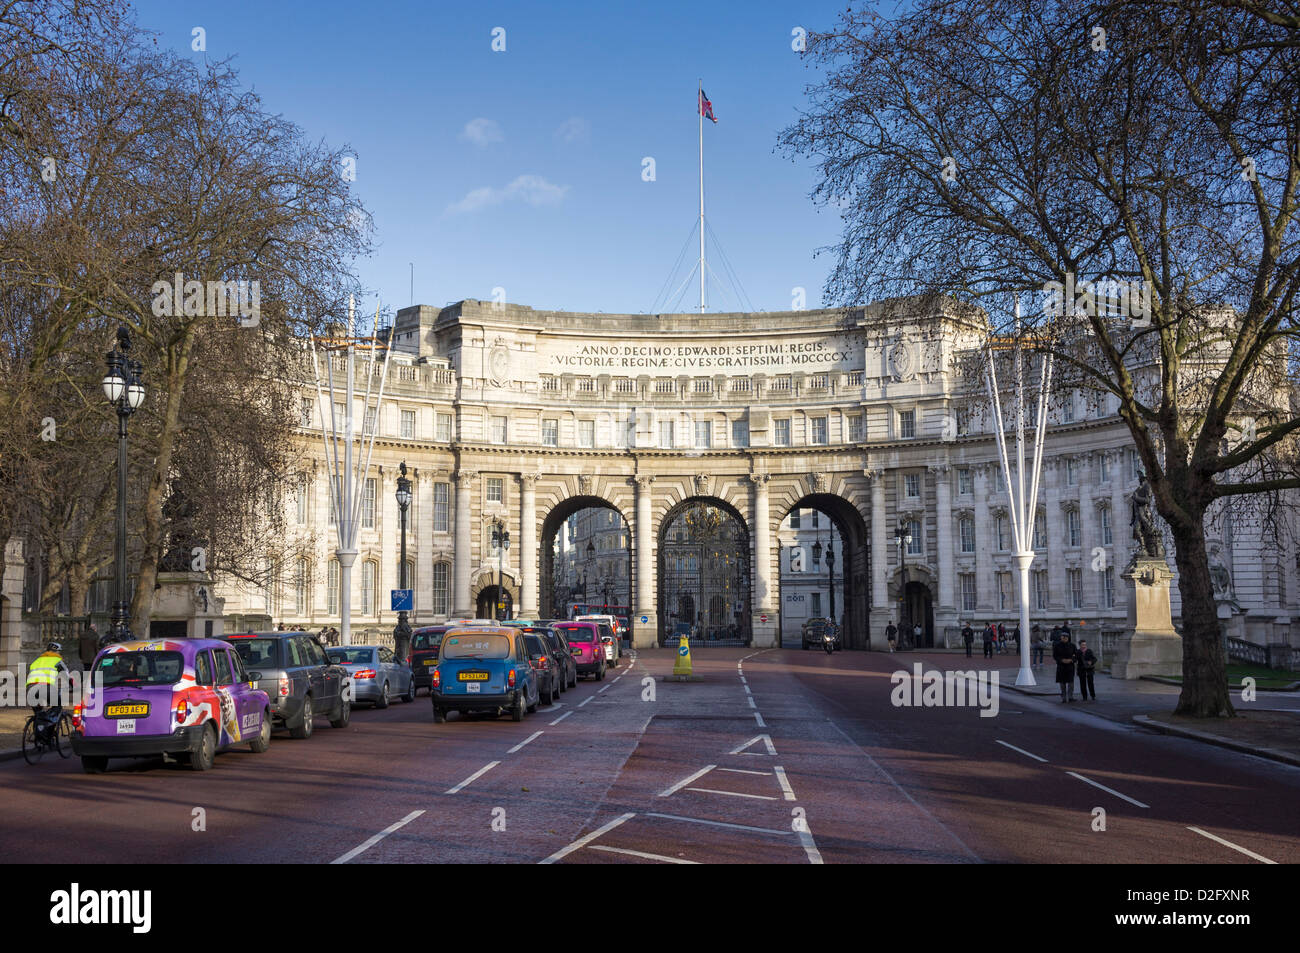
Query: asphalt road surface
xmin=2 ymin=648 xmax=1295 ymax=865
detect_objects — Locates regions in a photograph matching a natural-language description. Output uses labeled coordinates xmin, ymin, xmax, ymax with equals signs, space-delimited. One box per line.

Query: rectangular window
xmin=1062 ymin=394 xmax=1075 ymax=423
xmin=1068 ymin=509 xmax=1081 ymax=547
xmin=905 ymin=473 xmax=920 ymax=499
xmin=401 ymin=409 xmax=415 ymax=439
xmin=775 ymin=418 xmax=791 ymax=446
xmin=487 ymin=477 xmax=504 ymax=504
xmin=958 ymin=468 xmax=973 ymax=495
xmin=432 ymin=563 xmax=449 ymax=615
xmin=960 ymin=518 xmax=975 ymax=554
xmin=811 ymin=545 xmax=821 ymax=571
xmin=491 ymin=415 xmax=507 ymax=444
xmin=362 ymin=478 xmax=376 ymax=529
xmin=659 ymin=420 xmax=675 ymax=449
xmin=899 ymin=409 xmax=915 ymax=439
xmin=436 ymin=413 xmax=453 ymax=442
xmin=848 ymin=414 xmax=865 ymax=442
xmin=811 ymin=417 xmax=828 ymax=445
xmin=434 ymin=483 xmax=449 ymax=533
xmin=811 ymin=511 xmax=820 ymax=529
xmin=579 ymin=420 xmax=595 ymax=448
xmin=998 ymin=572 xmax=1012 ymax=611
xmin=732 ymin=419 xmax=749 ymax=447
xmin=1104 ymin=568 xmax=1116 ymax=608
xmin=542 ymin=418 xmax=559 ymax=447
xmin=328 ymin=561 xmax=339 ymax=616
xmin=956 ymin=408 xmax=971 ymax=436
xmin=810 ymin=592 xmax=822 ymax=616
xmin=1066 ymin=458 xmax=1077 ymax=485
xmin=362 ymin=562 xmax=376 ymax=616
xmin=295 ymin=561 xmax=309 ymax=616
xmin=1035 ymin=570 xmax=1048 ymax=610
xmin=295 ymin=476 xmax=308 ymax=526
xmin=1129 ymin=448 xmax=1140 ymax=479
xmin=300 ymin=397 xmax=313 ymax=428
xmin=363 ymin=406 xmax=377 ymax=435
xmin=1034 ymin=515 xmax=1047 ymax=549
xmin=1101 ymin=506 xmax=1113 ymax=545
xmin=334 ymin=402 xmax=346 ymax=429
xmin=1069 ymin=568 xmax=1083 ymax=609
xmin=907 ymin=519 xmax=923 ymax=556
xmin=789 ymin=508 xmax=801 ymax=530
xmin=695 ymin=420 xmax=711 ymax=448
xmin=1099 ymin=453 xmax=1110 ymax=483
xmin=996 ymin=516 xmax=1008 ymax=551
xmin=960 ymin=574 xmax=977 ymax=612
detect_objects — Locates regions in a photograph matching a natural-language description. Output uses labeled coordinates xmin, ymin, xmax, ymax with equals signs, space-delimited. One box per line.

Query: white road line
xmin=612 ymin=676 xmax=622 ymax=683
xmin=1066 ymin=771 xmax=1150 ymax=809
xmin=996 ymin=739 xmax=1049 ymax=763
xmin=539 ymin=812 xmax=637 ymax=865
xmin=445 ymin=760 xmax=500 ymax=795
xmin=718 ymin=767 xmax=771 ymax=776
xmin=657 ymin=764 xmax=717 ymax=797
xmin=1186 ymin=827 xmax=1277 ymax=864
xmin=730 ymin=733 xmax=777 ymax=756
xmin=754 ymin=711 xmax=766 ymax=727
xmin=773 ymin=765 xmax=796 ymax=802
xmin=598 ymin=685 xmax=611 ymax=694
xmin=330 ymin=810 xmax=425 ymax=864
xmin=644 ymin=811 xmax=792 ymax=836
xmin=686 ymin=787 xmax=778 ymax=800
xmin=507 ymin=731 xmax=543 ymax=754
xmin=746 ymin=696 xmax=757 ymax=709
xmin=549 ymin=711 xmax=572 ymax=726
xmin=588 ymin=845 xmax=699 ymax=864
xmin=743 ymin=684 xmax=751 ymax=694
xmin=578 ymin=696 xmax=594 ymax=707
xmin=797 ymin=816 xmax=825 ymax=865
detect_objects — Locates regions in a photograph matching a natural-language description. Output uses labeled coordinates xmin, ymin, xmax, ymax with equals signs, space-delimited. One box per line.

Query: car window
xmin=195 ymin=650 xmax=213 ymax=686
xmin=441 ymin=634 xmax=512 ymax=659
xmin=214 ymin=649 xmax=234 ymax=686
xmin=307 ymin=639 xmax=329 ymax=666
xmin=231 ymin=652 xmax=250 ymax=682
xmin=230 ymin=638 xmax=278 ymax=669
xmin=379 ymin=647 xmax=394 ymax=664
xmin=524 ymin=634 xmax=547 ymax=657
xmin=94 ymin=651 xmax=184 ymax=687
xmin=597 ymin=624 xmax=614 ymax=640
xmin=329 ymin=647 xmax=374 ymax=665
xmin=412 ymin=629 xmax=446 ymax=650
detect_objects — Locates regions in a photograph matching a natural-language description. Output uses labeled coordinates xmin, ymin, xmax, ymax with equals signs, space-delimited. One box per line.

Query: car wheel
xmin=330 ymin=696 xmax=351 ymax=729
xmin=189 ymin=722 xmax=217 ymax=771
xmin=527 ymin=685 xmax=538 ymax=713
xmin=511 ymin=692 xmax=524 ymax=722
xmin=433 ymin=707 xmax=446 ymax=724
xmin=402 ymin=679 xmax=416 ymax=703
xmin=290 ymin=697 xmax=314 ymax=739
xmin=376 ymin=681 xmax=390 ymax=710
xmin=569 ymin=668 xmax=577 ymax=689
xmin=541 ymin=680 xmax=554 ymax=706
xmin=81 ymin=755 xmax=108 ymax=774
xmin=249 ymin=711 xmax=271 ymax=753
xmin=596 ymin=665 xmax=605 ymax=681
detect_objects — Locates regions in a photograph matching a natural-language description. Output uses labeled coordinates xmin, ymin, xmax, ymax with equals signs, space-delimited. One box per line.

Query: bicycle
xmin=22 ymin=707 xmax=73 ymax=765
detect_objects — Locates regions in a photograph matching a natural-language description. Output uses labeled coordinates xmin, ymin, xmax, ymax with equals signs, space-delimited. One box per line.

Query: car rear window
xmin=328 ymin=648 xmax=374 ymax=664
xmin=441 ymin=634 xmax=512 ymax=659
xmin=412 ymin=629 xmax=446 ymax=651
xmin=95 ymin=651 xmax=185 ymax=687
xmin=597 ymin=624 xmax=614 ymax=640
xmin=523 ymin=634 xmax=547 ymax=656
xmin=231 ymin=639 xmax=280 ymax=669
xmin=555 ymin=624 xmax=597 ymax=643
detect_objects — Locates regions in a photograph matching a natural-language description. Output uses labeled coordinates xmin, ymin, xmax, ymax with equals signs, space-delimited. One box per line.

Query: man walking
xmin=961 ymin=621 xmax=974 ymax=657
xmin=1031 ymin=625 xmax=1045 ymax=666
xmin=885 ymin=620 xmax=897 ymax=652
xmin=996 ymin=621 xmax=1006 ymax=654
xmin=982 ymin=622 xmax=994 ymax=659
xmin=1077 ymin=639 xmax=1097 ymax=701
xmin=1053 ymin=631 xmax=1077 ymax=702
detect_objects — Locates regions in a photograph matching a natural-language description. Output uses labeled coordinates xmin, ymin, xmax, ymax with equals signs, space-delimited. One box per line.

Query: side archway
xmin=538 ymin=494 xmax=632 ymax=620
xmin=774 ymin=492 xmax=871 ymax=650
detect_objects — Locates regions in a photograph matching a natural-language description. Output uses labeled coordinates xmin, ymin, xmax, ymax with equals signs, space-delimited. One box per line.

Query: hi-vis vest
xmin=25 ymin=653 xmax=62 ymax=687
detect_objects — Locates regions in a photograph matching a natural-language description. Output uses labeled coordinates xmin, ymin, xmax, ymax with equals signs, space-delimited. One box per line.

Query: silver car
xmin=326 ymin=645 xmax=415 ymax=708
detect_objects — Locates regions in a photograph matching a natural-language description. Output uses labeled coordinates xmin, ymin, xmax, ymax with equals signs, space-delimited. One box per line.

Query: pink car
xmin=552 ymin=621 xmax=606 ymax=680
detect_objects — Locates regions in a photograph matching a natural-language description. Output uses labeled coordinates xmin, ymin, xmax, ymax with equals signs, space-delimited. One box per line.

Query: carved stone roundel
xmin=489 ymin=342 xmax=509 ymax=386
xmin=890 ymin=341 xmax=914 ymax=381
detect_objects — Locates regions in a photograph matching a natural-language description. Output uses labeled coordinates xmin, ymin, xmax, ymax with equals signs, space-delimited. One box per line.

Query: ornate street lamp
xmin=493 ymin=520 xmax=511 ymax=620
xmin=394 ymin=461 xmax=412 ymax=659
xmin=584 ymin=539 xmax=594 ymax=608
xmin=894 ymin=518 xmax=912 ymax=645
xmin=101 ymin=326 xmax=145 ymax=646
xmin=826 ymin=534 xmax=836 ymax=629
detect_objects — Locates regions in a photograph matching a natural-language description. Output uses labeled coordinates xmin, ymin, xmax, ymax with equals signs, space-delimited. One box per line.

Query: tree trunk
xmin=1170 ymin=510 xmax=1235 ymax=718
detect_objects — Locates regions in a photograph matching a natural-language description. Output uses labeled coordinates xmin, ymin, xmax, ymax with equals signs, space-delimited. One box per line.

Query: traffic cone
xmin=672 ymin=634 xmax=693 ymax=677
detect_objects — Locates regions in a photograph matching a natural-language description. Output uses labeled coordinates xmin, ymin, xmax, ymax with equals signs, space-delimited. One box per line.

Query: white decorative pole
xmin=984 ymin=297 xmax=1053 ymax=686
xmin=309 ymin=295 xmax=395 ymax=645
xmin=698 ymin=78 xmax=706 ymax=314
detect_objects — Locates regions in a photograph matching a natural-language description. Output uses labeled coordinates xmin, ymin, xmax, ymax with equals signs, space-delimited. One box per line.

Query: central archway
xmin=774 ymin=492 xmax=870 ymax=650
xmin=658 ymin=496 xmax=751 ymax=646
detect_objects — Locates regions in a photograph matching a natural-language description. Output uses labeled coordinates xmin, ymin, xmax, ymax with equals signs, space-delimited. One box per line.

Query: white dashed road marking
xmin=330 ymin=810 xmax=425 ymax=864
xmin=445 ymin=761 xmax=500 ymax=795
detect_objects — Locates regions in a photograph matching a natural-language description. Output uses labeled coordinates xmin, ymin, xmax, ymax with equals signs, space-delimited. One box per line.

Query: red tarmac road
xmin=1 ymin=648 xmax=1295 ymax=864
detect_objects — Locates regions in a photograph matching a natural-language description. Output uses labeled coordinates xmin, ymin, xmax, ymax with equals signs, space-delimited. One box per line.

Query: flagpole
xmin=698 ymin=78 xmax=705 ymax=315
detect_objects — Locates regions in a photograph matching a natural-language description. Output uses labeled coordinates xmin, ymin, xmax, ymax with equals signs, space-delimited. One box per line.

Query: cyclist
xmin=25 ymin=642 xmax=71 ymax=742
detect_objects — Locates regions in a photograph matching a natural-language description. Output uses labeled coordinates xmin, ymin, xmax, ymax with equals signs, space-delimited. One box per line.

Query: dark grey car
xmin=229 ymin=631 xmax=351 ymax=738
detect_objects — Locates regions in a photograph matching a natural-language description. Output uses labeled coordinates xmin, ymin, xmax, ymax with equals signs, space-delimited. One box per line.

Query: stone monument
xmin=1110 ymin=472 xmax=1182 ymax=678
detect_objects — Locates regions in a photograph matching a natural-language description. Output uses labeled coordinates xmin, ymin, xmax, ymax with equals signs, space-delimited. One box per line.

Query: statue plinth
xmin=1110 ymin=557 xmax=1181 ymax=679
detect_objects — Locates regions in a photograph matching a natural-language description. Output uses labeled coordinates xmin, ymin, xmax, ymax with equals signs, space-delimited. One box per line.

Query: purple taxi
xmin=71 ymin=639 xmax=272 ymax=774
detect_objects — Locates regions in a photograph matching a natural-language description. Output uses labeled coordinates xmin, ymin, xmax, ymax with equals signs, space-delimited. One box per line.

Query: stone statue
xmin=1209 ymin=560 xmax=1234 ymax=601
xmin=1129 ymin=470 xmax=1164 ymax=559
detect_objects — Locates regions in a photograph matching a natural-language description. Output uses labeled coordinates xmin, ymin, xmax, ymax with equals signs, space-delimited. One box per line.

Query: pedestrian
xmin=912 ymin=622 xmax=922 ymax=647
xmin=1077 ymin=639 xmax=1097 ymax=701
xmin=961 ymin=621 xmax=974 ymax=657
xmin=1053 ymin=631 xmax=1077 ymax=702
xmin=1061 ymin=619 xmax=1072 ymax=641
xmin=982 ymin=622 xmax=994 ymax=658
xmin=996 ymin=621 xmax=1006 ymax=654
xmin=1031 ymin=625 xmax=1045 ymax=666
xmin=1011 ymin=624 xmax=1020 ymax=653
xmin=885 ymin=620 xmax=897 ymax=653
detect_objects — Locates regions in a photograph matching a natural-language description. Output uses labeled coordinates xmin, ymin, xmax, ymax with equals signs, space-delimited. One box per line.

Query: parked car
xmin=431 ymin=626 xmax=540 ymax=723
xmin=576 ymin=615 xmax=620 ymax=666
xmin=227 ymin=631 xmax=351 ymax=738
xmin=801 ymin=618 xmax=840 ymax=651
xmin=522 ymin=632 xmax=561 ymax=705
xmin=552 ymin=620 xmax=606 ymax=680
xmin=409 ymin=625 xmax=451 ymax=695
xmin=71 ymin=638 xmax=271 ymax=773
xmin=531 ymin=626 xmax=578 ymax=692
xmin=327 ymin=645 xmax=415 ymax=708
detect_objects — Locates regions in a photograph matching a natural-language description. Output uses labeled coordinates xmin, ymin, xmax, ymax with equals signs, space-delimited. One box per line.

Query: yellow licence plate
xmin=458 ymin=672 xmax=489 ymax=681
xmin=106 ymin=702 xmax=149 ymax=718
xmin=423 ymin=659 xmax=437 ymax=666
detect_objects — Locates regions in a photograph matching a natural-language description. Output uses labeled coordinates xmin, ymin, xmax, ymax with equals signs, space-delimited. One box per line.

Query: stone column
xmin=453 ymin=469 xmax=477 ymax=617
xmin=868 ymin=469 xmax=889 ymax=648
xmin=519 ymin=473 xmax=539 ymax=617
xmin=973 ymin=466 xmax=992 ymax=609
xmin=1 ymin=538 xmax=26 ymax=672
xmin=1077 ymin=460 xmax=1095 ymax=613
xmin=1045 ymin=460 xmax=1065 ymax=613
xmin=1110 ymin=452 xmax=1129 ymax=617
xmin=750 ymin=473 xmax=777 ymax=647
xmin=632 ymin=475 xmax=657 ymax=648
xmin=930 ymin=465 xmax=954 ymax=611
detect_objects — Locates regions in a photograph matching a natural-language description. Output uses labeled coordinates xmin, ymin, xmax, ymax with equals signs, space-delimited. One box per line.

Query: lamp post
xmin=394 ymin=462 xmax=412 ymax=659
xmin=826 ymin=533 xmax=836 ymax=629
xmin=894 ymin=518 xmax=912 ymax=646
xmin=101 ymin=326 xmax=145 ymax=646
xmin=584 ymin=540 xmax=594 ymax=609
xmin=812 ymin=537 xmax=824 ymax=620
xmin=493 ymin=520 xmax=511 ymax=621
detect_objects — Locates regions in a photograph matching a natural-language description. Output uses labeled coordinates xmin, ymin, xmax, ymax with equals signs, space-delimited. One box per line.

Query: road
xmin=1 ymin=647 xmax=1296 ymax=864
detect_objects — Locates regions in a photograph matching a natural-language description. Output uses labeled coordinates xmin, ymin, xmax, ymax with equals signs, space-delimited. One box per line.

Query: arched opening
xmin=476 ymin=585 xmax=513 ymax=621
xmin=775 ymin=494 xmax=870 ymax=650
xmin=902 ymin=581 xmax=935 ymax=648
xmin=658 ymin=497 xmax=750 ymax=646
xmin=539 ymin=495 xmax=632 ymax=621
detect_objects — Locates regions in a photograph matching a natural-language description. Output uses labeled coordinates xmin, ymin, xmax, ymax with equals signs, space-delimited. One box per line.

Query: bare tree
xmin=781 ymin=0 xmax=1300 ymax=717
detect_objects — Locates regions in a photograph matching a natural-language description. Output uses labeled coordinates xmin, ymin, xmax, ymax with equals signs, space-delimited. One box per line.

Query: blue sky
xmin=128 ymin=0 xmax=852 ymax=315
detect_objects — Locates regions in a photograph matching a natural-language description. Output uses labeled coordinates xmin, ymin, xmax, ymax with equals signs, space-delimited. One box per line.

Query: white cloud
xmin=445 ymin=174 xmax=570 ymax=215
xmin=459 ymin=118 xmax=503 ymax=147
xmin=555 ymin=117 xmax=590 ymax=143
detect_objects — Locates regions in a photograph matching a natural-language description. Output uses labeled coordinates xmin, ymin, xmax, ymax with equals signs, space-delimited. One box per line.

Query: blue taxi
xmin=430 ymin=626 xmax=539 ymax=723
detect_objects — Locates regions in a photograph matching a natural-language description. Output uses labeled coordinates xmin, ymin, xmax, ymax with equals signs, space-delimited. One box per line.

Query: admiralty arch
xmin=215 ymin=297 xmax=1296 ymax=650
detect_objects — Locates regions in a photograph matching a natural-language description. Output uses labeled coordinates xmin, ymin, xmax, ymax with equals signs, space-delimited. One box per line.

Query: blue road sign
xmin=391 ymin=589 xmax=413 ymax=612
xmin=640 ymin=615 xmax=649 ymax=624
